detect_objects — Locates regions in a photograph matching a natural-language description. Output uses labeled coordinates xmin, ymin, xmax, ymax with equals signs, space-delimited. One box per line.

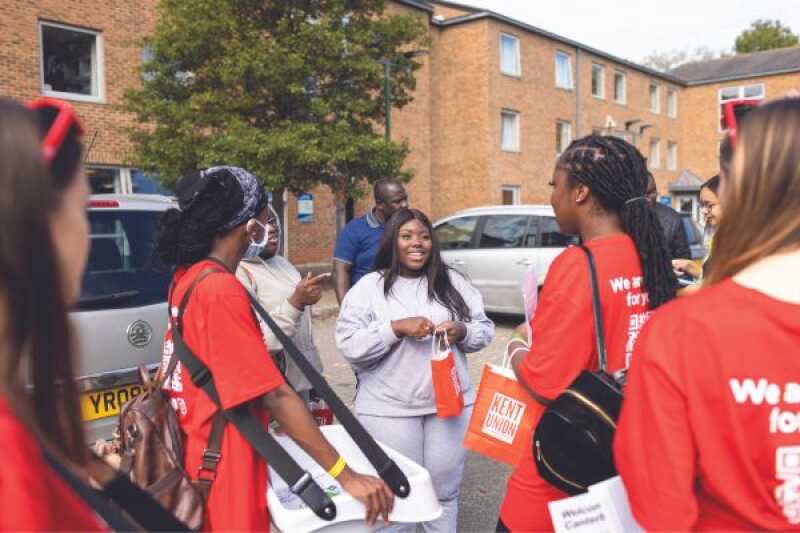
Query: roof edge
xmin=432 ymin=10 xmax=686 ymax=85
xmin=682 ymin=66 xmax=800 ymax=86
xmin=394 ymin=0 xmax=434 ymax=13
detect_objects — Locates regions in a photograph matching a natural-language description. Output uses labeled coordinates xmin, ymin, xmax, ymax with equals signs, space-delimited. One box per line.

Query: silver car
xmin=433 ymin=205 xmax=576 ymax=315
xmin=72 ymin=194 xmax=174 ymax=442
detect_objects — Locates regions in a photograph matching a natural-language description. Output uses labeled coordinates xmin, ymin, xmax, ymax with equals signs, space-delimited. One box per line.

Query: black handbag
xmin=533 ymin=244 xmax=623 ymax=495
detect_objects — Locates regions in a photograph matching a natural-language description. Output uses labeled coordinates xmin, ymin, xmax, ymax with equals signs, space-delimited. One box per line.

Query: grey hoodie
xmin=336 ymin=270 xmax=495 ymax=416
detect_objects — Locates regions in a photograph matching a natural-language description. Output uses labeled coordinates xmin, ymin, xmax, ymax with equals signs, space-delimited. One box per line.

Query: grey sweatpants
xmin=359 ymin=406 xmax=473 ymax=533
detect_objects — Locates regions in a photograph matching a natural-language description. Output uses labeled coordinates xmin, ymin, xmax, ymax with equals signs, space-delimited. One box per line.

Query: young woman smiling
xmin=336 ymin=208 xmax=495 ymax=533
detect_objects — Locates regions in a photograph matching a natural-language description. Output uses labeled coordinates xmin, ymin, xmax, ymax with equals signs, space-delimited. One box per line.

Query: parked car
xmin=72 ymin=194 xmax=174 ymax=442
xmin=433 ymin=205 xmax=577 ymax=315
xmin=680 ymin=213 xmax=707 ymax=261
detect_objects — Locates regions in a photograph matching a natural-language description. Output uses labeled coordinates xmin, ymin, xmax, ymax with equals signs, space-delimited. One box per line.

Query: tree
xmin=641 ymin=46 xmax=729 ymax=72
xmin=125 ymin=0 xmax=427 ymax=211
xmin=735 ymin=19 xmax=798 ymax=54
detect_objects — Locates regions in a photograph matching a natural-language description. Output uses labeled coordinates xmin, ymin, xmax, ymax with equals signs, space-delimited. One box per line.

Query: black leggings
xmin=496 ymin=517 xmax=511 ymax=532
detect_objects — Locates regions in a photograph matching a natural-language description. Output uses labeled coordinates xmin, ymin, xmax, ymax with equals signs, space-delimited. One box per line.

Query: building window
xmin=556 ymin=120 xmax=572 ymax=154
xmin=649 ymin=138 xmax=661 ymax=169
xmin=501 ymin=185 xmax=521 ymax=205
xmin=501 ymin=110 xmax=520 ymax=152
xmin=591 ymin=64 xmax=605 ymax=98
xmin=614 ymin=71 xmax=626 ymax=103
xmin=649 ymin=84 xmax=660 ymax=113
xmin=667 ymin=89 xmax=677 ymax=118
xmin=555 ymin=51 xmax=573 ymax=90
xmin=500 ymin=33 xmax=521 ymax=76
xmin=667 ymin=142 xmax=678 ymax=171
xmin=40 ymin=21 xmax=103 ymax=102
xmin=718 ymin=84 xmax=765 ymax=130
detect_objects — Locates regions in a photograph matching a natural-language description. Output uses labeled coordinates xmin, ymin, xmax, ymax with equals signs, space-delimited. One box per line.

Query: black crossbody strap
xmin=247 ymin=293 xmax=411 ymax=499
xmin=578 ymin=245 xmax=609 ymax=372
xmin=170 ymin=268 xmax=337 ymax=522
xmin=43 ymin=449 xmax=190 ymax=532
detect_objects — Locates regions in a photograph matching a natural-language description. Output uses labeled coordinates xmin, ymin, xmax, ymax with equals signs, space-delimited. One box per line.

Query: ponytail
xmin=560 ymin=135 xmax=676 ymax=309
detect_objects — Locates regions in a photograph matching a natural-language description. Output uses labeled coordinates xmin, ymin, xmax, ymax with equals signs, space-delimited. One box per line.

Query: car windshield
xmin=78 ymin=210 xmax=171 ymax=311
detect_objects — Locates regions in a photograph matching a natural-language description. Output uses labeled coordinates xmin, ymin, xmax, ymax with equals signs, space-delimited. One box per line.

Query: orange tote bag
xmin=463 ymin=343 xmax=537 ymax=466
xmin=430 ymin=334 xmax=464 ymax=418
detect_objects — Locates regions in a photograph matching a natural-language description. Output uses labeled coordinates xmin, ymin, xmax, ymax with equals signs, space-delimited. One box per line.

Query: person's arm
xmin=333 ymin=260 xmax=352 ymax=304
xmin=614 ymin=318 xmax=698 ymax=530
xmin=264 ymin=384 xmax=394 ymax=526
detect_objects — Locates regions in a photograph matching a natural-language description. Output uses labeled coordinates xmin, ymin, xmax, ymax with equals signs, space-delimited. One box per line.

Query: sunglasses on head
xmin=26 ymin=97 xmax=84 ymax=163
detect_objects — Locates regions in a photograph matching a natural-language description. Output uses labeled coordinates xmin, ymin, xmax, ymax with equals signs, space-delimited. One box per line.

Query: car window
xmin=78 ymin=210 xmax=171 ymax=310
xmin=435 ymin=216 xmax=479 ymax=250
xmin=538 ymin=216 xmax=577 ymax=247
xmin=478 ymin=215 xmax=529 ymax=248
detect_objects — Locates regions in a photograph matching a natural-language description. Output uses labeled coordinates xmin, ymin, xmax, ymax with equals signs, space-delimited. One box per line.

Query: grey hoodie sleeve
xmin=336 ymin=284 xmax=399 ymax=367
xmin=452 ymin=272 xmax=495 ymax=353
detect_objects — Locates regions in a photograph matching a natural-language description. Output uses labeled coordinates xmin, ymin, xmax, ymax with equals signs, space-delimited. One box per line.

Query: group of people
xmin=0 ymin=90 xmax=798 ymax=532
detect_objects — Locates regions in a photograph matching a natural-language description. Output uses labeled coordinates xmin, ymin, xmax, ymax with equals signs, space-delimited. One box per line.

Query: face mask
xmin=243 ymin=219 xmax=270 ymax=259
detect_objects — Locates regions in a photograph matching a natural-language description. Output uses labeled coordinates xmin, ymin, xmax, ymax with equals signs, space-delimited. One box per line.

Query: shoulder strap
xmin=578 ymin=244 xmax=609 ymax=372
xmin=42 ymin=449 xmax=190 ymax=532
xmin=246 ymin=292 xmax=412 ymax=500
xmin=168 ymin=267 xmax=337 ymax=522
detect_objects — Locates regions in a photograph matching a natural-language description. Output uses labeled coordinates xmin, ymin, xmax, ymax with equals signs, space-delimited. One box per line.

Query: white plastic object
xmin=267 ymin=425 xmax=443 ymax=532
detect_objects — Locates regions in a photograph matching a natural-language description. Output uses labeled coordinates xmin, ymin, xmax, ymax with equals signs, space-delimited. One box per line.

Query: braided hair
xmin=559 ymin=135 xmax=676 ymax=309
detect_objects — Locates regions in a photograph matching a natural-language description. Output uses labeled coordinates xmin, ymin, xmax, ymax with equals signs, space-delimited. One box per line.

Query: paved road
xmin=313 ymin=312 xmax=520 ymax=533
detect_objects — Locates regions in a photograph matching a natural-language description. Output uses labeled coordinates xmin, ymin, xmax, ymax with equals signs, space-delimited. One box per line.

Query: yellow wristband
xmin=328 ymin=456 xmax=347 ymax=479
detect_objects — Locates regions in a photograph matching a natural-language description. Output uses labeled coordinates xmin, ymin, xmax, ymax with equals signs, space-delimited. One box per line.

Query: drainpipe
xmin=575 ymin=47 xmax=582 ymax=137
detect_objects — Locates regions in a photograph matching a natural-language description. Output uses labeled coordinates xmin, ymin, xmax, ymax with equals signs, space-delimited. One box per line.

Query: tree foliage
xmin=735 ymin=19 xmax=798 ymax=54
xmin=125 ymin=0 xmax=428 ymax=199
xmin=641 ymin=46 xmax=730 ymax=72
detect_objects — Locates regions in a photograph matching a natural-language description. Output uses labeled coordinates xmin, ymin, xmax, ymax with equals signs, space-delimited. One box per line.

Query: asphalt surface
xmin=313 ymin=311 xmax=520 ymax=533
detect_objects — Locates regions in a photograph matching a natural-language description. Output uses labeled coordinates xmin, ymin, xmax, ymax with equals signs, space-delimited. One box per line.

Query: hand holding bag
xmin=533 ymin=245 xmax=623 ymax=495
xmin=463 ymin=340 xmax=537 ymax=466
xmin=430 ymin=333 xmax=464 ymax=418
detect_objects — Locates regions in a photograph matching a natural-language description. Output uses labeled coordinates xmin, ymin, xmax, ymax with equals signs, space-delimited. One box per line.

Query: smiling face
xmin=260 ymin=207 xmax=280 ymax=259
xmin=396 ymin=218 xmax=432 ymax=277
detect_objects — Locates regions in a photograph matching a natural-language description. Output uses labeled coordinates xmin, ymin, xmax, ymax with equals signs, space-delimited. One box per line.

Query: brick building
xmin=2 ymin=0 xmax=799 ymax=269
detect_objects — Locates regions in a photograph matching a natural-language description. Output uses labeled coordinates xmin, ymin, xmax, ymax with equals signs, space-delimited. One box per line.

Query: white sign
xmin=549 ymin=477 xmax=643 ymax=533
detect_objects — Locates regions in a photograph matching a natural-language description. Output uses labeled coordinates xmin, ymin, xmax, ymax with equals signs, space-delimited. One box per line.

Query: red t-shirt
xmin=161 ymin=260 xmax=285 ymax=531
xmin=0 ymin=395 xmax=105 ymax=531
xmin=616 ymin=279 xmax=800 ymax=530
xmin=500 ymin=234 xmax=651 ymax=532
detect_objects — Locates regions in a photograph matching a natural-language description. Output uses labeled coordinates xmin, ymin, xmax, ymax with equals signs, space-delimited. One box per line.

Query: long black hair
xmin=154 ymin=171 xmax=246 ymax=267
xmin=373 ymin=208 xmax=471 ymax=321
xmin=0 ymin=98 xmax=87 ymax=464
xmin=559 ymin=135 xmax=676 ymax=309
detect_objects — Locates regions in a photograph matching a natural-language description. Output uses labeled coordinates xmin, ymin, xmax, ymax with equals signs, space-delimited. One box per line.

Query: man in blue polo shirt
xmin=333 ymin=178 xmax=408 ymax=303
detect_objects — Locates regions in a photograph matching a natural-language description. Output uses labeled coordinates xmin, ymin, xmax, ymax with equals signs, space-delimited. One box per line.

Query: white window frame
xmin=649 ymin=83 xmax=660 ymax=113
xmin=501 ymin=185 xmax=521 ymax=205
xmin=591 ymin=63 xmax=605 ymax=99
xmin=613 ymin=70 xmax=627 ymax=104
xmin=556 ymin=120 xmax=572 ymax=154
xmin=555 ymin=51 xmax=574 ymax=90
xmin=499 ymin=33 xmax=521 ymax=77
xmin=717 ymin=83 xmax=765 ymax=132
xmin=501 ymin=109 xmax=520 ymax=152
xmin=649 ymin=138 xmax=661 ymax=169
xmin=667 ymin=142 xmax=678 ymax=171
xmin=39 ymin=21 xmax=105 ymax=103
xmin=667 ymin=89 xmax=678 ymax=118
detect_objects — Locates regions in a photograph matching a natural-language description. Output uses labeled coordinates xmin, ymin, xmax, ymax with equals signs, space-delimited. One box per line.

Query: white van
xmin=433 ymin=205 xmax=576 ymax=315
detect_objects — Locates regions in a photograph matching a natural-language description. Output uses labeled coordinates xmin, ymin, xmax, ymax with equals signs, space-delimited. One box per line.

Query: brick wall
xmin=680 ymin=73 xmax=800 ymax=180
xmin=0 ymin=0 xmax=157 ymax=166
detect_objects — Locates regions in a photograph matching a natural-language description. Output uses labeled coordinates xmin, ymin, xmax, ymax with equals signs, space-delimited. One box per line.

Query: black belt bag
xmin=533 ymin=244 xmax=623 ymax=495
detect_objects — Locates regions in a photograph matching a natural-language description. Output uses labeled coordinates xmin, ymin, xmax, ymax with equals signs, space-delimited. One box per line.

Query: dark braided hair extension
xmin=154 ymin=172 xmax=245 ymax=267
xmin=559 ymin=135 xmax=676 ymax=309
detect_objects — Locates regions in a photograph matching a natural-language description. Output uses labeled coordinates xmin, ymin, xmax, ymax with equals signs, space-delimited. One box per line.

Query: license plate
xmin=81 ymin=384 xmax=144 ymax=421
